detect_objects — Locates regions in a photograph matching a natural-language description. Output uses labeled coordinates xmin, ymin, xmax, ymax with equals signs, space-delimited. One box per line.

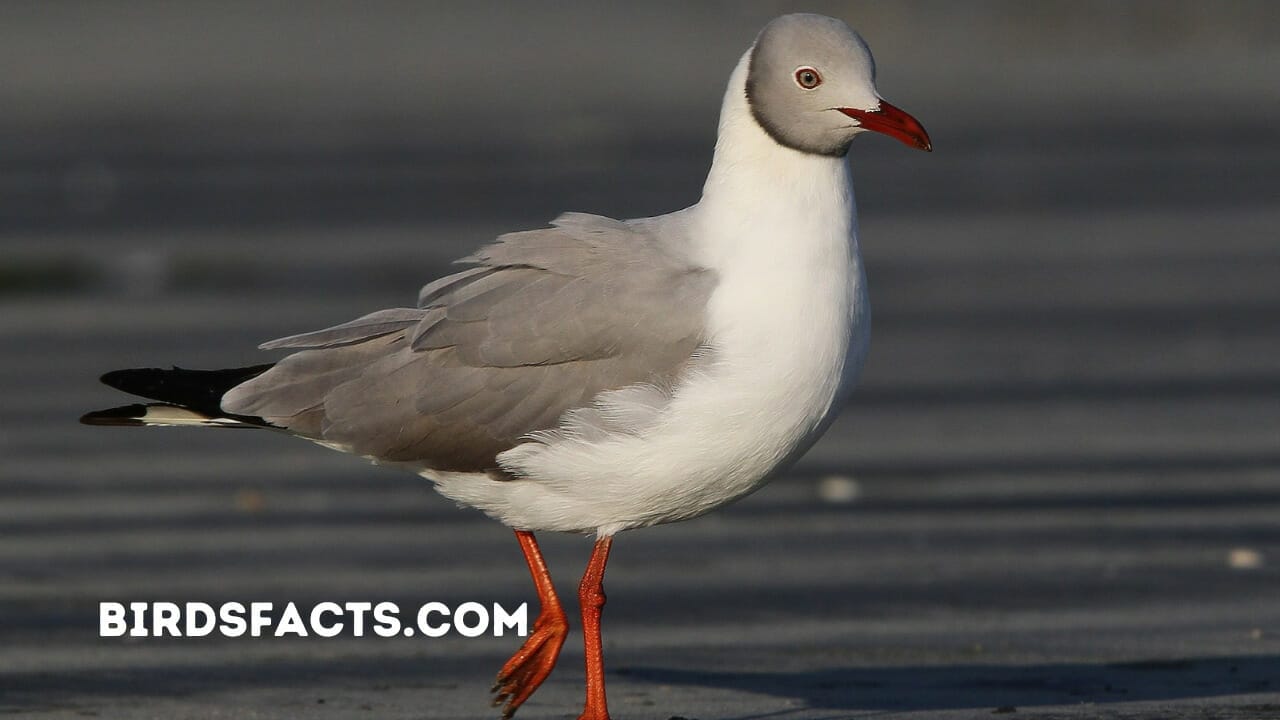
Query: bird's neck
xmin=686 ymin=52 xmax=867 ymax=465
xmin=694 ymin=49 xmax=857 ymax=270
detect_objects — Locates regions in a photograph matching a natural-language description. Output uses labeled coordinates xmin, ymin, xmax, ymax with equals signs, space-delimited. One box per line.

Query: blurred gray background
xmin=2 ymin=2 xmax=1279 ymax=718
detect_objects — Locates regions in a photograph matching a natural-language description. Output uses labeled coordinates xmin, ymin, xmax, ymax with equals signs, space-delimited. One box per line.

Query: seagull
xmin=82 ymin=13 xmax=930 ymax=720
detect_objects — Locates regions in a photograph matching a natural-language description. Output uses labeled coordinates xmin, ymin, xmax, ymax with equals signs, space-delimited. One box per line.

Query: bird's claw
xmin=490 ymin=611 xmax=568 ymax=718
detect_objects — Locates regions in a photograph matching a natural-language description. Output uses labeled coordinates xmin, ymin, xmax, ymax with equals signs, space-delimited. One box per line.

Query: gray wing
xmin=221 ymin=212 xmax=715 ymax=472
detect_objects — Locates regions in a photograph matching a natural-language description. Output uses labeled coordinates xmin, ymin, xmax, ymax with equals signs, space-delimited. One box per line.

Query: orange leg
xmin=577 ymin=536 xmax=613 ymax=720
xmin=492 ymin=530 xmax=568 ymax=719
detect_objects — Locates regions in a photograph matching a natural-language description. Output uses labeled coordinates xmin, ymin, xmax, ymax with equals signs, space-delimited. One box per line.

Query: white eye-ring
xmin=794 ymin=66 xmax=822 ymax=89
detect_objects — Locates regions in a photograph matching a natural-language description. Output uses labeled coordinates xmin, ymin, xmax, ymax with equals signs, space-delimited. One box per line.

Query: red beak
xmin=838 ymin=99 xmax=932 ymax=152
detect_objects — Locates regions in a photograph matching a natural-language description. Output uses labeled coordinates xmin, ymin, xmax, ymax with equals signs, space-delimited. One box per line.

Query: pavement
xmin=2 ymin=3 xmax=1279 ymax=719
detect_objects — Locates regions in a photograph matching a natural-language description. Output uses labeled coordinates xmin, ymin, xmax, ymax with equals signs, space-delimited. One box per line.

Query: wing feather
xmin=221 ymin=213 xmax=715 ymax=472
xmin=258 ymin=308 xmax=425 ymax=350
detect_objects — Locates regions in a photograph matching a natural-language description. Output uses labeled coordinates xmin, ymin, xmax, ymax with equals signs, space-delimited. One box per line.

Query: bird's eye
xmin=794 ymin=67 xmax=822 ymax=89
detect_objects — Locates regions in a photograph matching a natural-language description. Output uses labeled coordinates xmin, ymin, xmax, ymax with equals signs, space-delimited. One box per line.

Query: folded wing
xmin=221 ymin=213 xmax=715 ymax=473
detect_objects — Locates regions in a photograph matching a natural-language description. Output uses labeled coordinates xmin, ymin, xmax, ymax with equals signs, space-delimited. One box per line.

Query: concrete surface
xmin=2 ymin=2 xmax=1279 ymax=718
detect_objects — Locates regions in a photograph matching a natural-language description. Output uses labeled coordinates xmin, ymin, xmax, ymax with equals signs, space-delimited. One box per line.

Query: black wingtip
xmin=88 ymin=364 xmax=276 ymax=429
xmin=99 ymin=368 xmax=137 ymax=386
xmin=98 ymin=367 xmax=174 ymax=395
xmin=95 ymin=364 xmax=274 ymax=409
xmin=80 ymin=404 xmax=149 ymax=426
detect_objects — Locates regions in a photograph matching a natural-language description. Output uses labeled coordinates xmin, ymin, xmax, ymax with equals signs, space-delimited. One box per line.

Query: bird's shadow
xmin=619 ymin=655 xmax=1280 ymax=718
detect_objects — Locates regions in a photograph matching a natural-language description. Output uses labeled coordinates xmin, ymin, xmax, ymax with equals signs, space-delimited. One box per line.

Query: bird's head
xmin=746 ymin=14 xmax=931 ymax=156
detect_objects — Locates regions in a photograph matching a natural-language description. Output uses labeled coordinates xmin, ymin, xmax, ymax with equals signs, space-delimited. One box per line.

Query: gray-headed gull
xmin=84 ymin=13 xmax=930 ymax=720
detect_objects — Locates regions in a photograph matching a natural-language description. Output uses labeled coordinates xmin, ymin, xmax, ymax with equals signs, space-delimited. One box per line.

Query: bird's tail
xmin=81 ymin=364 xmax=275 ymax=428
